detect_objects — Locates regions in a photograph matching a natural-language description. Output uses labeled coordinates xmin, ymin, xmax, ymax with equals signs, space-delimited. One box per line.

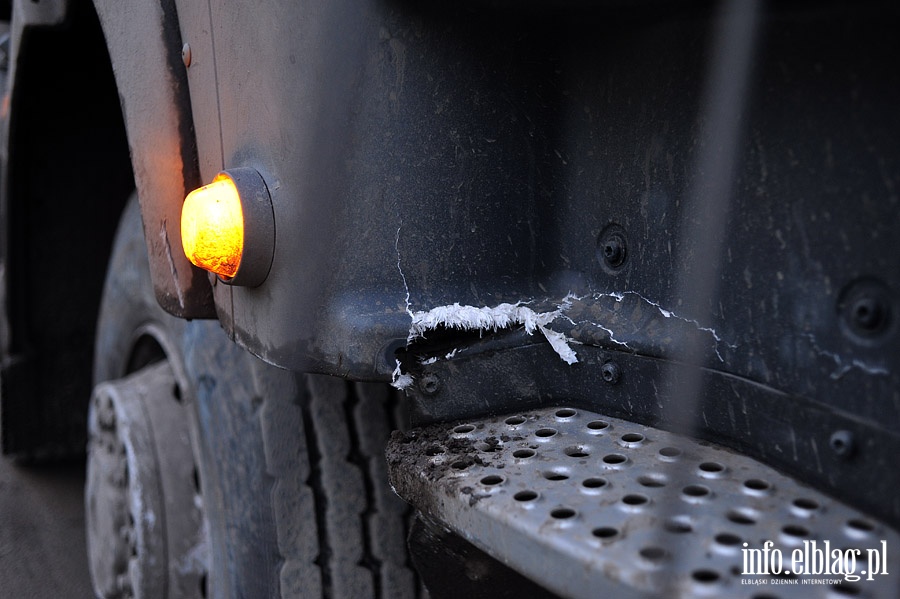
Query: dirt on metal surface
xmin=0 ymin=457 xmax=94 ymax=598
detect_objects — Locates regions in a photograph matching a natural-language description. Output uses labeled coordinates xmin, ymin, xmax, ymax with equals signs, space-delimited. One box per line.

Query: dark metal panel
xmin=202 ymin=1 xmax=587 ymax=374
xmin=198 ymin=2 xmax=900 ymax=394
xmin=189 ymin=1 xmax=900 ymax=520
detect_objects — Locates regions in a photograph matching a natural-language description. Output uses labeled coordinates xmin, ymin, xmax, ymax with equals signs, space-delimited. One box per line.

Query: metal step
xmin=387 ymin=407 xmax=899 ymax=598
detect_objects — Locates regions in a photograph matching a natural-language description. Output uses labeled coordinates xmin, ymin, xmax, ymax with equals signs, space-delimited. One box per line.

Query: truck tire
xmin=87 ymin=196 xmax=419 ymax=599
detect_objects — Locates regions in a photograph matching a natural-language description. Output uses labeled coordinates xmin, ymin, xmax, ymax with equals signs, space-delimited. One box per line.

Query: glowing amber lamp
xmin=181 ymin=174 xmax=244 ymax=279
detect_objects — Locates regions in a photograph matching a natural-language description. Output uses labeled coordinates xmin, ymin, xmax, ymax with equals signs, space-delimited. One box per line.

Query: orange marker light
xmin=181 ymin=174 xmax=244 ymax=279
xmin=181 ymin=168 xmax=275 ymax=287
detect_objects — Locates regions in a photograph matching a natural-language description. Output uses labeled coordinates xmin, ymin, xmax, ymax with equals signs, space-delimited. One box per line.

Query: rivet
xmin=182 ymin=43 xmax=192 ymax=68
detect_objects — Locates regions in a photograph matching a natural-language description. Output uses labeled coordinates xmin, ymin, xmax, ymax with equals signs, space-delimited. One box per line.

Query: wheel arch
xmin=0 ymin=0 xmax=210 ymax=456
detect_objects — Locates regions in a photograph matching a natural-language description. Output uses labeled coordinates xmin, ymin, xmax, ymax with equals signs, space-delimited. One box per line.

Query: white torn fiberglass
xmin=408 ymin=297 xmax=580 ymax=363
xmin=392 ymin=227 xmax=579 ymax=390
xmin=391 ymin=297 xmax=580 ymax=390
xmin=388 ymin=290 xmax=747 ymax=390
xmin=391 ymin=360 xmax=414 ymax=390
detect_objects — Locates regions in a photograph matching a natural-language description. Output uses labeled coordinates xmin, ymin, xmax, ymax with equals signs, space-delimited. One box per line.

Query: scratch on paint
xmin=810 ymin=437 xmax=823 ymax=474
xmin=803 ymin=333 xmax=889 ymax=380
xmin=588 ymin=291 xmax=735 ymax=362
xmin=160 ymin=220 xmax=185 ymax=308
xmin=389 ymin=261 xmax=743 ymax=389
xmin=589 ymin=321 xmax=633 ymax=350
xmin=395 ymin=223 xmax=413 ymax=319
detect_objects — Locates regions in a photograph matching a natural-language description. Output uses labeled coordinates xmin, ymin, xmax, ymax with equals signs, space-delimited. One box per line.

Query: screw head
xmin=601 ymin=361 xmax=621 ymax=385
xmin=603 ymin=237 xmax=625 ymax=267
xmin=419 ymin=373 xmax=441 ymax=395
xmin=838 ymin=279 xmax=893 ymax=343
xmin=829 ymin=430 xmax=855 ymax=458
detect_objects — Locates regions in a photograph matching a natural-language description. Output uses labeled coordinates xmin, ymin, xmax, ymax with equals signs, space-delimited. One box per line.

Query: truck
xmin=1 ymin=0 xmax=898 ymax=597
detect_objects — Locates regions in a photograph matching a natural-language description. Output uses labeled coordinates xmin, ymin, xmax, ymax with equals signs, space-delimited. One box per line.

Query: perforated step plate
xmin=387 ymin=407 xmax=899 ymax=599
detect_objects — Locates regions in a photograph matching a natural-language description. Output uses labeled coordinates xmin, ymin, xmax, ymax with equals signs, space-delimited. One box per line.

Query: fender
xmin=92 ymin=0 xmax=214 ymax=317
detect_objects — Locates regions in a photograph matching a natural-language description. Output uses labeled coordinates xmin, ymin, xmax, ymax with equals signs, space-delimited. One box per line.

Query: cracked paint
xmin=160 ymin=219 xmax=185 ymax=308
xmin=803 ymin=333 xmax=889 ymax=380
xmin=393 ymin=220 xmax=739 ymax=381
xmin=395 ymin=223 xmax=577 ymax=367
xmin=391 ymin=285 xmax=739 ymax=389
xmin=584 ymin=291 xmax=735 ymax=362
xmin=393 ymin=226 xmax=580 ymax=387
xmin=395 ymin=223 xmax=413 ymax=319
xmin=574 ymin=316 xmax=633 ymax=350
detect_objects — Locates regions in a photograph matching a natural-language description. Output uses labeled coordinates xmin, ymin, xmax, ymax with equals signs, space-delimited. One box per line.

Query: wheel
xmin=86 ymin=195 xmax=420 ymax=598
xmin=86 ymin=361 xmax=204 ymax=599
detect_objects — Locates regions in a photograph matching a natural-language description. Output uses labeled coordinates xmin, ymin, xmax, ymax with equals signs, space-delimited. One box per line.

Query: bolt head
xmin=181 ymin=43 xmax=192 ymax=68
xmin=97 ymin=394 xmax=117 ymax=430
xmin=419 ymin=373 xmax=441 ymax=395
xmin=603 ymin=239 xmax=624 ymax=266
xmin=597 ymin=224 xmax=628 ymax=273
xmin=601 ymin=361 xmax=621 ymax=385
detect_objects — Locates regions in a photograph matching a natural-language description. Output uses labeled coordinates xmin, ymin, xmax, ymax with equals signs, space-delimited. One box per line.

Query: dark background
xmin=0 ymin=457 xmax=94 ymax=598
